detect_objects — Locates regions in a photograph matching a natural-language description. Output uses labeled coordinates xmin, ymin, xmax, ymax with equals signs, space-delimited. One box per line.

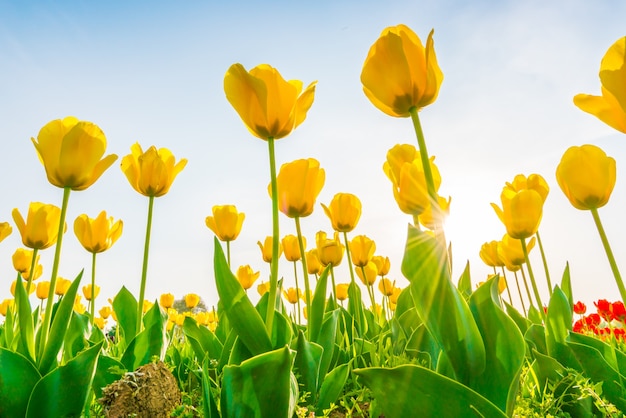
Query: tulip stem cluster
xmin=521 ymin=238 xmax=545 ymax=320
xmin=39 ymin=186 xmax=71 ymax=358
xmin=90 ymin=251 xmax=97 ymax=326
xmin=535 ymin=231 xmax=553 ymax=295
xmin=266 ymin=137 xmax=280 ymax=334
xmin=137 ymin=195 xmax=155 ymax=333
xmin=342 ymin=232 xmax=358 ymax=287
xmin=591 ymin=208 xmax=626 ymax=303
xmin=294 ymin=217 xmax=312 ymax=332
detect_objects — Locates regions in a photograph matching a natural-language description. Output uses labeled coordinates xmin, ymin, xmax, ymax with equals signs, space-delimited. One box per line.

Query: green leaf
xmin=317 ymin=309 xmax=339 ymax=379
xmin=92 ymin=354 xmax=125 ymax=399
xmin=15 ymin=274 xmax=35 ymax=362
xmin=182 ymin=316 xmax=223 ymax=363
xmin=0 ymin=347 xmax=41 ymax=417
xmin=355 ymin=365 xmax=507 ymax=418
xmin=504 ymin=302 xmax=530 ymax=337
xmin=214 ymin=237 xmax=272 ymax=356
xmin=457 ymin=260 xmax=473 ymax=301
xmin=560 ymin=262 xmax=573 ymax=308
xmin=468 ymin=276 xmax=525 ymax=415
xmin=39 ymin=271 xmax=83 ymax=375
xmin=309 ymin=265 xmax=329 ymax=343
xmin=270 ymin=310 xmax=292 ymax=350
xmin=567 ymin=332 xmax=626 ymax=377
xmin=347 ymin=281 xmax=366 ymax=337
xmin=221 ymin=346 xmax=296 ymax=418
xmin=120 ymin=302 xmax=166 ymax=371
xmin=545 ymin=286 xmax=580 ymax=370
xmin=63 ymin=312 xmax=89 ymax=363
xmin=524 ymin=324 xmax=547 ymax=355
xmin=202 ymin=357 xmax=219 ymax=418
xmin=294 ymin=330 xmax=322 ymax=396
xmin=401 ymin=225 xmax=485 ymax=384
xmin=316 ymin=362 xmax=350 ymax=416
xmin=405 ymin=324 xmax=439 ymax=369
xmin=112 ymin=286 xmax=138 ymax=344
xmin=27 ymin=342 xmax=102 ymax=418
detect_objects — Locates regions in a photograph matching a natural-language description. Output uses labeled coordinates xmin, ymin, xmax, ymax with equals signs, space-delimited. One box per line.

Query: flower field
xmin=1 ymin=21 xmax=626 ymax=418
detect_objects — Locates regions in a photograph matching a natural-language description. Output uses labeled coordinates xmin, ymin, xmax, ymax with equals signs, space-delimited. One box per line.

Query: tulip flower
xmin=159 ymin=293 xmax=175 ymax=309
xmin=36 ymin=281 xmax=50 ymax=300
xmin=12 ymin=248 xmax=43 ymax=279
xmin=491 ymin=189 xmax=543 ymax=240
xmin=143 ymin=300 xmax=154 ymax=314
xmin=378 ymin=278 xmax=395 ymax=297
xmin=349 ymin=235 xmax=376 ymax=268
xmin=205 ymin=205 xmax=245 ymax=242
xmin=574 ymin=36 xmax=626 ymax=134
xmin=258 ymin=236 xmax=282 ymax=263
xmin=389 ymin=287 xmax=402 ymax=306
xmin=316 ymin=231 xmax=344 ymax=267
xmin=556 ymin=144 xmax=616 ymax=211
xmin=184 ymin=293 xmax=200 ymax=309
xmin=236 ymin=265 xmax=261 ymax=290
xmin=74 ymin=211 xmax=123 ymax=254
xmin=224 ymin=63 xmax=317 ymax=141
xmin=356 ymin=261 xmax=378 ymax=286
xmin=0 ymin=299 xmax=15 ymax=316
xmin=94 ymin=317 xmax=107 ymax=330
xmin=573 ymin=301 xmax=587 ymax=315
xmin=54 ymin=277 xmax=71 ymax=296
xmin=371 ymin=255 xmax=391 ymax=277
xmin=479 ymin=241 xmax=505 ymax=269
xmin=282 ymin=234 xmax=305 ymax=262
xmin=0 ymin=222 xmax=12 ymax=244
xmin=361 ymin=25 xmax=443 ymax=117
xmin=305 ymin=249 xmax=323 ymax=275
xmin=272 ymin=159 xmax=325 ymax=218
xmin=257 ymin=281 xmax=270 ymax=297
xmin=99 ymin=306 xmax=112 ymax=319
xmin=336 ymin=283 xmax=350 ymax=302
xmin=498 ymin=234 xmax=536 ymax=271
xmin=504 ymin=174 xmax=550 ymax=202
xmin=283 ymin=287 xmax=301 ymax=305
xmin=321 ymin=193 xmax=362 ymax=233
xmin=12 ymin=202 xmax=64 ymax=250
xmin=31 ymin=116 xmax=118 ymax=190
xmin=82 ymin=284 xmax=100 ymax=301
xmin=419 ymin=195 xmax=451 ymax=230
xmin=73 ymin=296 xmax=86 ymax=315
xmin=121 ymin=143 xmax=187 ymax=198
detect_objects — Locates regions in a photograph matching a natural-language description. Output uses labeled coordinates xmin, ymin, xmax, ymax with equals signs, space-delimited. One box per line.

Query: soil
xmin=99 ymin=361 xmax=181 ymax=418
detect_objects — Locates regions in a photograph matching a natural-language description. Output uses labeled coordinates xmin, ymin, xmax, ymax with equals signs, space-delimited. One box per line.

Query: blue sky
xmin=1 ymin=0 xmax=625 ymax=313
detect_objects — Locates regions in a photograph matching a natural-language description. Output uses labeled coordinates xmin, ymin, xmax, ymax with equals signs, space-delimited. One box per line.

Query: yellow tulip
xmin=99 ymin=306 xmax=112 ymax=319
xmin=31 ymin=116 xmax=118 ymax=190
xmin=321 ymin=193 xmax=362 ymax=233
xmin=283 ymin=287 xmax=301 ymax=305
xmin=0 ymin=299 xmax=15 ymax=316
xmin=159 ymin=293 xmax=175 ymax=309
xmin=378 ymin=278 xmax=395 ymax=297
xmin=504 ymin=174 xmax=550 ymax=202
xmin=236 ymin=265 xmax=261 ymax=290
xmin=55 ymin=277 xmax=71 ymax=296
xmin=371 ymin=255 xmax=391 ymax=277
xmin=305 ymin=249 xmax=323 ymax=275
xmin=120 ymin=142 xmax=187 ymax=198
xmin=356 ymin=261 xmax=378 ymax=286
xmin=184 ymin=293 xmax=200 ymax=309
xmin=479 ymin=241 xmax=505 ymax=268
xmin=73 ymin=297 xmax=86 ymax=314
xmin=498 ymin=234 xmax=536 ymax=271
xmin=316 ymin=231 xmax=344 ymax=267
xmin=74 ymin=211 xmax=123 ymax=253
xmin=257 ymin=281 xmax=270 ymax=297
xmin=491 ymin=189 xmax=543 ymax=239
xmin=556 ymin=144 xmax=616 ymax=210
xmin=418 ymin=195 xmax=451 ymax=230
xmin=143 ymin=300 xmax=154 ymax=313
xmin=94 ymin=317 xmax=107 ymax=330
xmin=12 ymin=202 xmax=64 ymax=250
xmin=0 ymin=222 xmax=12 ymax=244
xmin=361 ymin=25 xmax=443 ymax=117
xmin=282 ymin=235 xmax=305 ymax=262
xmin=257 ymin=236 xmax=282 ymax=263
xmin=224 ymin=63 xmax=317 ymax=140
xmin=195 ymin=311 xmax=210 ymax=326
xmin=205 ymin=205 xmax=245 ymax=242
xmin=349 ymin=235 xmax=376 ymax=268
xmin=12 ymin=248 xmax=40 ymax=275
xmin=273 ymin=158 xmax=325 ymax=218
xmin=574 ymin=37 xmax=626 ymax=133
xmin=36 ymin=281 xmax=50 ymax=300
xmin=389 ymin=287 xmax=402 ymax=305
xmin=498 ymin=276 xmax=507 ymax=295
xmin=336 ymin=283 xmax=350 ymax=301
xmin=82 ymin=284 xmax=100 ymax=301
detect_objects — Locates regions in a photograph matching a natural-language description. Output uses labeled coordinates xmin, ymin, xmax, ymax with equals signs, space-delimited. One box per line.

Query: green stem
xmin=39 ymin=186 xmax=71 ymax=359
xmin=90 ymin=252 xmax=97 ymax=327
xmin=360 ymin=265 xmax=376 ymax=313
xmin=506 ymin=268 xmax=526 ymax=315
xmin=295 ymin=217 xmax=312 ymax=334
xmin=137 ymin=195 xmax=155 ymax=333
xmin=342 ymin=232 xmax=357 ymax=287
xmin=266 ymin=137 xmax=280 ymax=334
xmin=329 ymin=266 xmax=338 ymax=307
xmin=591 ymin=208 xmax=626 ymax=303
xmin=293 ymin=261 xmax=301 ymax=325
xmin=521 ymin=238 xmax=545 ymax=321
xmin=226 ymin=241 xmax=231 ymax=270
xmin=519 ymin=268 xmax=534 ymax=309
xmin=25 ymin=248 xmax=39 ymax=295
xmin=535 ymin=231 xmax=553 ymax=295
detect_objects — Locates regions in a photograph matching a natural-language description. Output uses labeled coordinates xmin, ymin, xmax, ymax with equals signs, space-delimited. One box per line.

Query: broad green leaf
xmin=112 ymin=286 xmax=138 ymax=344
xmin=504 ymin=302 xmax=530 ymax=337
xmin=402 ymin=225 xmax=485 ymax=384
xmin=317 ymin=309 xmax=339 ymax=379
xmin=531 ymin=349 xmax=566 ymax=387
xmin=393 ymin=286 xmax=414 ymax=321
xmin=405 ymin=324 xmax=439 ymax=369
xmin=15 ymin=274 xmax=35 ymax=362
xmin=309 ymin=265 xmax=329 ymax=343
xmin=183 ymin=316 xmax=223 ymax=363
xmin=120 ymin=302 xmax=166 ymax=371
xmin=219 ymin=330 xmax=238 ymax=370
xmin=527 ymin=305 xmax=543 ymax=325
xmin=270 ymin=311 xmax=292 ymax=350
xmin=63 ymin=312 xmax=89 ymax=362
xmin=560 ymin=262 xmax=573 ymax=308
xmin=355 ymin=365 xmax=507 ymax=418
xmin=39 ymin=271 xmax=83 ymax=375
xmin=202 ymin=357 xmax=219 ymax=418
xmin=457 ymin=260 xmax=472 ymax=301
xmin=545 ymin=286 xmax=580 ymax=370
xmin=468 ymin=276 xmax=525 ymax=415
xmin=92 ymin=355 xmax=125 ymax=399
xmin=316 ymin=362 xmax=350 ymax=416
xmin=27 ymin=342 xmax=102 ymax=418
xmin=0 ymin=347 xmax=41 ymax=417
xmin=524 ymin=324 xmax=547 ymax=355
xmin=396 ymin=306 xmax=421 ymax=337
xmin=567 ymin=332 xmax=626 ymax=377
xmin=214 ymin=237 xmax=272 ymax=356
xmin=221 ymin=346 xmax=296 ymax=418
xmin=347 ymin=281 xmax=366 ymax=337
xmin=294 ymin=330 xmax=322 ymax=396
